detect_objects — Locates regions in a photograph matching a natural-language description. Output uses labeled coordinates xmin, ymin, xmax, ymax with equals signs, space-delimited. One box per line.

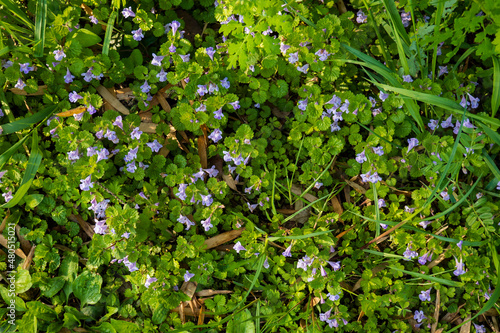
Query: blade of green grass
xmin=375 ymin=82 xmax=500 ymax=127
xmin=381 ymin=0 xmax=410 ymax=46
xmin=373 ymin=183 xmax=381 ymax=237
xmin=431 ymin=0 xmax=445 ymax=81
xmin=451 ymin=47 xmax=476 ymax=73
xmin=102 ymin=11 xmax=116 ymax=56
xmin=0 ymin=105 xmax=57 ymax=135
xmin=0 ymin=136 xmax=30 ymax=171
xmin=268 ymin=229 xmax=335 ymax=242
xmin=362 ymin=0 xmax=394 ymax=71
xmin=363 ymin=249 xmax=406 ymax=260
xmin=389 ymin=266 xmax=464 ymax=288
xmin=34 ymin=0 xmax=48 ymax=57
xmin=482 ymin=150 xmax=500 ymax=182
xmin=0 ymin=0 xmax=34 ymax=30
xmin=1 ymin=131 xmax=42 ymax=209
xmin=477 ymin=122 xmax=500 ymax=147
xmin=492 ymin=56 xmax=500 ymax=118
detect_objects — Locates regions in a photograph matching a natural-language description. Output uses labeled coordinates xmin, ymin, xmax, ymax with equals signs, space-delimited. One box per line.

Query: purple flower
xmin=197 ymin=85 xmax=208 ymax=96
xmin=467 ymin=93 xmax=480 ymax=109
xmin=2 ymin=191 xmax=13 ymax=203
xmin=19 ymin=63 xmax=33 ymax=74
xmin=104 ymin=129 xmax=119 ymax=143
xmin=379 ymin=91 xmax=389 ymax=101
xmin=407 ymin=138 xmax=419 ymax=152
xmin=96 ymin=148 xmax=109 ymax=162
xmin=453 ymin=256 xmax=466 ymax=276
xmin=200 ymin=194 xmax=213 ymax=206
xmin=356 ymin=150 xmax=367 ymax=163
xmin=289 ymin=51 xmax=299 ymax=64
xmin=441 ymin=115 xmax=453 ymax=128
xmin=213 ymin=108 xmax=224 ymax=120
xmin=438 ymin=65 xmax=448 ymax=77
xmin=179 ymin=54 xmax=190 ymax=62
xmin=413 ymin=310 xmax=426 ymax=323
xmin=157 ymin=68 xmax=167 ymax=82
xmin=147 ymin=139 xmax=163 ymax=152
xmin=170 ymin=20 xmax=181 ymax=36
xmin=282 ymin=244 xmax=292 ymax=257
xmin=130 ymin=127 xmax=142 ymax=140
xmin=178 ymin=215 xmax=195 ymax=230
xmin=15 ymin=78 xmax=26 ymax=90
xmin=208 ymin=82 xmax=219 ymax=94
xmin=113 ymin=116 xmax=123 ymax=130
xmin=64 ymin=68 xmax=75 ymax=83
xmin=327 ymin=292 xmax=340 ymax=301
xmin=418 ymin=252 xmax=432 ymax=265
xmin=247 ymin=202 xmax=258 ymax=212
xmin=151 ymin=53 xmax=164 ymax=66
xmin=229 ymin=101 xmax=240 ymax=109
xmin=53 ymin=49 xmax=66 ymax=61
xmin=297 ymin=255 xmax=314 ymax=271
xmin=80 ymin=175 xmax=94 ymax=191
xmin=206 ymin=47 xmax=216 ymax=60
xmin=496 ymin=181 xmax=500 ymax=190
xmin=401 ymin=11 xmax=412 ymax=27
xmin=403 ymin=245 xmax=418 ymax=260
xmin=94 ymin=219 xmax=108 ymax=234
xmin=69 ymin=91 xmax=83 ymax=103
xmin=419 ymin=288 xmax=432 ymax=302
xmin=460 ymin=95 xmax=469 ymax=109
xmin=457 ymin=240 xmax=463 ymax=250
xmin=169 ymin=43 xmax=176 ymax=53
xmin=81 ymin=69 xmax=93 ymax=82
xmin=201 ymin=217 xmax=213 ymax=231
xmin=122 ymin=7 xmax=135 ymax=18
xmin=140 ymin=80 xmax=151 ymax=93
xmin=372 ymin=146 xmax=384 ymax=156
xmin=298 ymin=98 xmax=308 ymax=111
xmin=132 ymin=28 xmax=144 ymax=41
xmin=420 ymin=220 xmax=432 ymax=229
xmin=402 ymin=74 xmax=413 ymax=82
xmin=184 ymin=270 xmax=195 ymax=282
xmin=327 ymin=261 xmax=341 ymax=271
xmin=263 ymin=257 xmax=270 ymax=269
xmin=280 ymin=42 xmax=290 ymax=54
xmin=124 ymin=147 xmax=139 ymax=162
xmin=176 ymin=184 xmax=188 ymax=201
xmin=405 ymin=206 xmax=416 ymax=213
xmin=297 ymin=64 xmax=309 ymax=74
xmin=473 ymin=323 xmax=486 ymax=333
xmin=0 ymin=108 xmax=3 ymax=117
xmin=90 ymin=15 xmax=98 ymax=24
xmin=234 ymin=241 xmax=246 ymax=253
xmin=144 ymin=275 xmax=157 ymax=288
xmin=440 ymin=190 xmax=450 ymax=201
xmin=428 ymin=119 xmax=439 ymax=130
xmin=356 ymin=10 xmax=368 ymax=23
xmin=314 ymin=182 xmax=323 ymax=189
xmin=208 ymin=128 xmax=222 ymax=142
xmin=378 ymin=198 xmax=386 ymax=208
xmin=203 ymin=166 xmax=219 ymax=178
xmin=126 ymin=162 xmax=137 ymax=173
xmin=315 ymin=49 xmax=330 ymax=61
xmin=220 ymin=77 xmax=230 ymax=89
xmin=68 ymin=149 xmax=80 ymax=161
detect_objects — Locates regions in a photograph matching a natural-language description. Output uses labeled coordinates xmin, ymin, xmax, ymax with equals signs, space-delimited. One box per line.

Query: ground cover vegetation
xmin=0 ymin=0 xmax=500 ymax=331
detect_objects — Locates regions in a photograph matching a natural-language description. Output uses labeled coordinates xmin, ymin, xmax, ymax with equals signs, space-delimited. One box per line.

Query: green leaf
xmin=110 ymin=319 xmax=141 ymax=332
xmin=227 ymin=309 xmax=255 ymax=333
xmin=73 ymin=271 xmax=103 ymax=306
xmin=15 ymin=269 xmax=32 ymax=294
xmin=1 ymin=131 xmax=43 ymax=209
xmin=68 ymin=28 xmax=101 ymax=48
xmin=23 ymin=194 xmax=44 ymax=209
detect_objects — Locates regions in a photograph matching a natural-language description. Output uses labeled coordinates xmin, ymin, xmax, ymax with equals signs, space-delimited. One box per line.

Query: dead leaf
xmin=331 ymin=195 xmax=344 ymax=221
xmin=16 ymin=224 xmax=31 ymax=255
xmin=198 ymin=136 xmax=208 ymax=169
xmin=204 ymin=229 xmax=244 ymax=250
xmin=290 ymin=184 xmax=318 ymax=203
xmin=156 ymin=92 xmax=172 ymax=113
xmin=195 ymin=289 xmax=233 ymax=297
xmin=68 ymin=214 xmax=94 ymax=239
xmin=432 ymin=289 xmax=441 ymax=333
xmin=96 ymin=85 xmax=129 ymax=115
xmin=21 ymin=245 xmax=36 ymax=270
xmin=0 ymin=233 xmax=26 ymax=259
xmin=222 ymin=174 xmax=238 ymax=191
xmin=0 ymin=211 xmax=9 ymax=233
xmin=139 ymin=122 xmax=157 ymax=134
xmin=181 ymin=281 xmax=198 ymax=299
xmin=10 ymin=85 xmax=47 ymax=96
xmin=459 ymin=314 xmax=471 ymax=333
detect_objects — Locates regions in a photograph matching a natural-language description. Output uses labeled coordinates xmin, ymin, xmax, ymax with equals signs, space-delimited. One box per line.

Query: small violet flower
xmin=122 ymin=6 xmax=135 ymax=18
xmin=234 ymin=241 xmax=246 ymax=253
xmin=419 ymin=288 xmax=432 ymax=302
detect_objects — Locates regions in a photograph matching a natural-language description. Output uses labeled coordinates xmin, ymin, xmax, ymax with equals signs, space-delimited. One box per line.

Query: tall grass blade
xmin=362 ymin=0 xmax=394 ymax=71
xmin=102 ymin=11 xmax=116 ymax=56
xmin=381 ymin=0 xmax=410 ymax=46
xmin=0 ymin=0 xmax=34 ymax=30
xmin=431 ymin=0 xmax=445 ymax=81
xmin=451 ymin=47 xmax=476 ymax=72
xmin=0 ymin=105 xmax=57 ymax=135
xmin=492 ymin=56 xmax=500 ymax=117
xmin=389 ymin=266 xmax=463 ymax=288
xmin=34 ymin=0 xmax=48 ymax=57
xmin=1 ymin=131 xmax=42 ymax=208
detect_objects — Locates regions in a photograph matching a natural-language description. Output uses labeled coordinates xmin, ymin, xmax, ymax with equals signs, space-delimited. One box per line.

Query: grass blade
xmin=491 ymin=56 xmax=500 ymax=118
xmin=431 ymin=0 xmax=445 ymax=81
xmin=0 ymin=105 xmax=57 ymax=135
xmin=381 ymin=0 xmax=410 ymax=46
xmin=0 ymin=0 xmax=34 ymax=29
xmin=451 ymin=47 xmax=476 ymax=73
xmin=389 ymin=266 xmax=463 ymax=288
xmin=372 ymin=183 xmax=381 ymax=237
xmin=1 ymin=131 xmax=42 ymax=209
xmin=34 ymin=0 xmax=47 ymax=57
xmin=102 ymin=11 xmax=116 ymax=56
